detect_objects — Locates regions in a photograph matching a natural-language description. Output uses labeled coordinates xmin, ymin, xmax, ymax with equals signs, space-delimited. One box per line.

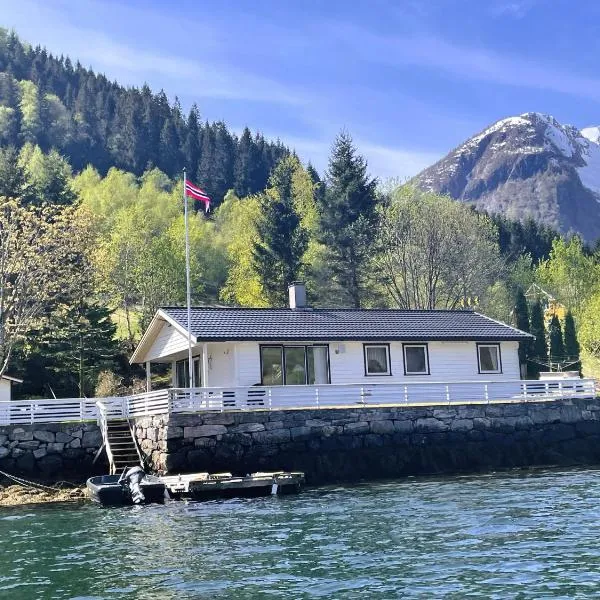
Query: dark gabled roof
xmin=160 ymin=307 xmax=532 ymax=342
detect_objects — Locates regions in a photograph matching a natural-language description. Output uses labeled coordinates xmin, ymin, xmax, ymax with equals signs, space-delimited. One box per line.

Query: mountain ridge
xmin=414 ymin=112 xmax=600 ymax=242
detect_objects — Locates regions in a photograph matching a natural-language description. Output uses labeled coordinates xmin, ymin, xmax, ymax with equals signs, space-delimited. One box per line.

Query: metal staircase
xmin=96 ymin=402 xmax=144 ymax=475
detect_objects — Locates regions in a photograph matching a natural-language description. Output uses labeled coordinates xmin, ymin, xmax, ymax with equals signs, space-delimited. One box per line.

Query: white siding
xmin=0 ymin=379 xmax=10 ymax=401
xmin=145 ymin=322 xmax=189 ymax=361
xmin=206 ymin=343 xmax=235 ymax=387
xmin=229 ymin=339 xmax=521 ymax=387
xmin=235 ymin=342 xmax=262 ymax=387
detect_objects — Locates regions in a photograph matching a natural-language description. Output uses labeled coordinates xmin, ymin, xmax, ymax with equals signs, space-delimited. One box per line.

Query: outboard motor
xmin=120 ymin=466 xmax=146 ymax=504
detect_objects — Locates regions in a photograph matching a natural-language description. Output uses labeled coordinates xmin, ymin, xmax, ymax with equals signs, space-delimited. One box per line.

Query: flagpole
xmin=183 ymin=168 xmax=194 ymax=389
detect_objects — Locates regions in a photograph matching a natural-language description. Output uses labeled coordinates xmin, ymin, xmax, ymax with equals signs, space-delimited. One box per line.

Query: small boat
xmin=87 ymin=467 xmax=166 ymax=506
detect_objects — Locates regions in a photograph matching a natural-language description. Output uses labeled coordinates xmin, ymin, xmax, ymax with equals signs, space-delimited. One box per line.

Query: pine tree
xmin=182 ymin=104 xmax=201 ymax=173
xmin=529 ymin=300 xmax=547 ymax=376
xmin=319 ymin=131 xmax=377 ymax=307
xmin=158 ymin=117 xmax=180 ymax=176
xmin=548 ymin=314 xmax=565 ymax=370
xmin=234 ymin=127 xmax=260 ymax=197
xmin=563 ymin=310 xmax=581 ymax=373
xmin=0 ymin=146 xmax=30 ymax=199
xmin=514 ymin=288 xmax=530 ymax=373
xmin=253 ymin=156 xmax=308 ymax=306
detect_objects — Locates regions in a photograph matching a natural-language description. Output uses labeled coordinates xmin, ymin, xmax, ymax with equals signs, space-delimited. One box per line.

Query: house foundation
xmin=133 ymin=398 xmax=600 ymax=484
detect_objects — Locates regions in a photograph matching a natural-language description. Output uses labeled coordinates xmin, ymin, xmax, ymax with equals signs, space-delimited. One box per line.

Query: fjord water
xmin=2 ymin=469 xmax=600 ymax=599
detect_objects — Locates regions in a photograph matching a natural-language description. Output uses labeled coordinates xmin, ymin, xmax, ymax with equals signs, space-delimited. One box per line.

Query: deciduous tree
xmin=374 ymin=186 xmax=504 ymax=309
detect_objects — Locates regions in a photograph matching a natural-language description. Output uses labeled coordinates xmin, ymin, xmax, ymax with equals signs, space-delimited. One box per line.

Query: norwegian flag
xmin=185 ymin=179 xmax=211 ymax=213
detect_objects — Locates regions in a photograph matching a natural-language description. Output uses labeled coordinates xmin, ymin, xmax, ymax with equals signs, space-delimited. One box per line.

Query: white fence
xmin=0 ymin=378 xmax=596 ymax=425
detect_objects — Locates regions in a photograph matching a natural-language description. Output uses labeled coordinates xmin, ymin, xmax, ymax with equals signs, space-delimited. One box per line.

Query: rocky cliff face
xmin=414 ymin=113 xmax=600 ymax=242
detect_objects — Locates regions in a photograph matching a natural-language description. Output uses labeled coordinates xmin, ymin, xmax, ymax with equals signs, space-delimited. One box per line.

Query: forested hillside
xmin=1 ymin=29 xmax=599 ymax=399
xmin=0 ymin=28 xmax=289 ymax=207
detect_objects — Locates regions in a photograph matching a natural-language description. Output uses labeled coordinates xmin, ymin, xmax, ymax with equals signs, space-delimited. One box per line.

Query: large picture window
xmin=477 ymin=344 xmax=502 ymax=374
xmin=403 ymin=344 xmax=429 ymax=375
xmin=364 ymin=344 xmax=391 ymax=376
xmin=260 ymin=345 xmax=330 ymax=385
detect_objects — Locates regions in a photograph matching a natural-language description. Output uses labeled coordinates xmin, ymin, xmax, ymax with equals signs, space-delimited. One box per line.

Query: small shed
xmin=0 ymin=375 xmax=23 ymax=401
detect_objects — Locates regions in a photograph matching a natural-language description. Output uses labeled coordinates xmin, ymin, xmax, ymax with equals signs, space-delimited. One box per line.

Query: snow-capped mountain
xmin=414 ymin=112 xmax=600 ymax=242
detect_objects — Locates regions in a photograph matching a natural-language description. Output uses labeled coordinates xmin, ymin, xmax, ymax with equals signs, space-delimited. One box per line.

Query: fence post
xmin=268 ymin=388 xmax=272 ymax=411
xmin=445 ymin=385 xmax=450 ymax=405
xmin=316 ymin=386 xmax=320 ymax=409
xmin=484 ymin=384 xmax=489 ymax=403
xmin=360 ymin=387 xmax=365 ymax=406
xmin=404 ymin=385 xmax=408 ymax=404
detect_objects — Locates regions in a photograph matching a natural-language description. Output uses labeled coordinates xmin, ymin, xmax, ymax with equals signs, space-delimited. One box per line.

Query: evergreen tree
xmin=514 ymin=288 xmax=530 ymax=373
xmin=563 ymin=310 xmax=581 ymax=372
xmin=529 ymin=300 xmax=547 ymax=377
xmin=0 ymin=146 xmax=30 ymax=199
xmin=182 ymin=104 xmax=201 ymax=174
xmin=19 ymin=301 xmax=118 ymax=397
xmin=234 ymin=127 xmax=261 ymax=197
xmin=253 ymin=156 xmax=308 ymax=306
xmin=548 ymin=314 xmax=565 ymax=369
xmin=319 ymin=131 xmax=377 ymax=307
xmin=158 ymin=117 xmax=180 ymax=177
xmin=307 ymin=162 xmax=324 ymax=205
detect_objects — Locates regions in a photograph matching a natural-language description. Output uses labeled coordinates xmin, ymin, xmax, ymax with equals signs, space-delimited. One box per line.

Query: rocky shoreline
xmin=0 ymin=482 xmax=86 ymax=506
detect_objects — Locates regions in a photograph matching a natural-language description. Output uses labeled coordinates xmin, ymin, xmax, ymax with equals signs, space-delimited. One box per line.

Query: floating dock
xmin=160 ymin=471 xmax=305 ymax=500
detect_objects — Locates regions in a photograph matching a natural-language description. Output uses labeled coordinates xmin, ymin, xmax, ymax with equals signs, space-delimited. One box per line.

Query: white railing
xmin=0 ymin=379 xmax=596 ymax=425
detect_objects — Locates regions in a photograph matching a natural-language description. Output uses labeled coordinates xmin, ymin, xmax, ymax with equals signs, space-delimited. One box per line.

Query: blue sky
xmin=2 ymin=0 xmax=599 ymax=179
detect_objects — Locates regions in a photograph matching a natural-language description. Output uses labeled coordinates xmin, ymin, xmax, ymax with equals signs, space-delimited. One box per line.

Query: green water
xmin=2 ymin=468 xmax=600 ymax=599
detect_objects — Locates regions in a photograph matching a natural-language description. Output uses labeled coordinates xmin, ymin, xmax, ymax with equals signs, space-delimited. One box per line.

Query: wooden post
xmin=171 ymin=361 xmax=177 ymax=388
xmin=202 ymin=342 xmax=209 ymax=388
xmin=145 ymin=361 xmax=151 ymax=393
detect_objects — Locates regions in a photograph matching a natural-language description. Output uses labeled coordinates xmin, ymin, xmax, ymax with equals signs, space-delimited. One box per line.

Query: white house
xmin=0 ymin=374 xmax=23 ymax=401
xmin=131 ymin=283 xmax=532 ymax=393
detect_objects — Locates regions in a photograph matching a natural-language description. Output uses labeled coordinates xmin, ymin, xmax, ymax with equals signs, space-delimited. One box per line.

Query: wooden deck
xmin=160 ymin=471 xmax=305 ymax=499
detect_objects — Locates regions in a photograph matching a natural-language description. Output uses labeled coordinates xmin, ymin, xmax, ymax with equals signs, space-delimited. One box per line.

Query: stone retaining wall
xmin=0 ymin=422 xmax=106 ymax=478
xmin=2 ymin=398 xmax=599 ymax=483
xmin=134 ymin=398 xmax=600 ymax=483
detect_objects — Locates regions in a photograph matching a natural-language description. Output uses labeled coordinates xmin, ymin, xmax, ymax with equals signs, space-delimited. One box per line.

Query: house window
xmin=175 ymin=358 xmax=201 ymax=388
xmin=261 ymin=346 xmax=284 ymax=385
xmin=403 ymin=344 xmax=429 ymax=375
xmin=478 ymin=344 xmax=502 ymax=374
xmin=364 ymin=344 xmax=391 ymax=376
xmin=260 ymin=345 xmax=330 ymax=385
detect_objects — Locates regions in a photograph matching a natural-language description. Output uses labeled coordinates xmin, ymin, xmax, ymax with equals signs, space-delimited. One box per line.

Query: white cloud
xmin=329 ymin=23 xmax=600 ymax=101
xmin=2 ymin=0 xmax=310 ymax=106
xmin=267 ymin=133 xmax=439 ymax=180
xmin=489 ymin=0 xmax=538 ymax=19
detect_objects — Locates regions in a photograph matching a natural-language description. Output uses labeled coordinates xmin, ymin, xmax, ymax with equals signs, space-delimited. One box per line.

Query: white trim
xmin=403 ymin=344 xmax=430 ymax=375
xmin=364 ymin=344 xmax=391 ymax=376
xmin=130 ymin=309 xmax=198 ymax=364
xmin=1 ymin=375 xmax=23 ymax=383
xmin=478 ymin=343 xmax=502 ymax=374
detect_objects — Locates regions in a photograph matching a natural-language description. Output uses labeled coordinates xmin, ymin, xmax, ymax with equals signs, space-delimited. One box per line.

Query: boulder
xmin=55 ymin=432 xmax=73 ymax=444
xmin=33 ymin=447 xmax=47 ymax=459
xmin=33 ymin=430 xmax=55 ymax=443
xmin=82 ymin=429 xmax=103 ymax=448
xmin=9 ymin=428 xmax=33 ymax=442
xmin=183 ymin=425 xmax=227 ymax=438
